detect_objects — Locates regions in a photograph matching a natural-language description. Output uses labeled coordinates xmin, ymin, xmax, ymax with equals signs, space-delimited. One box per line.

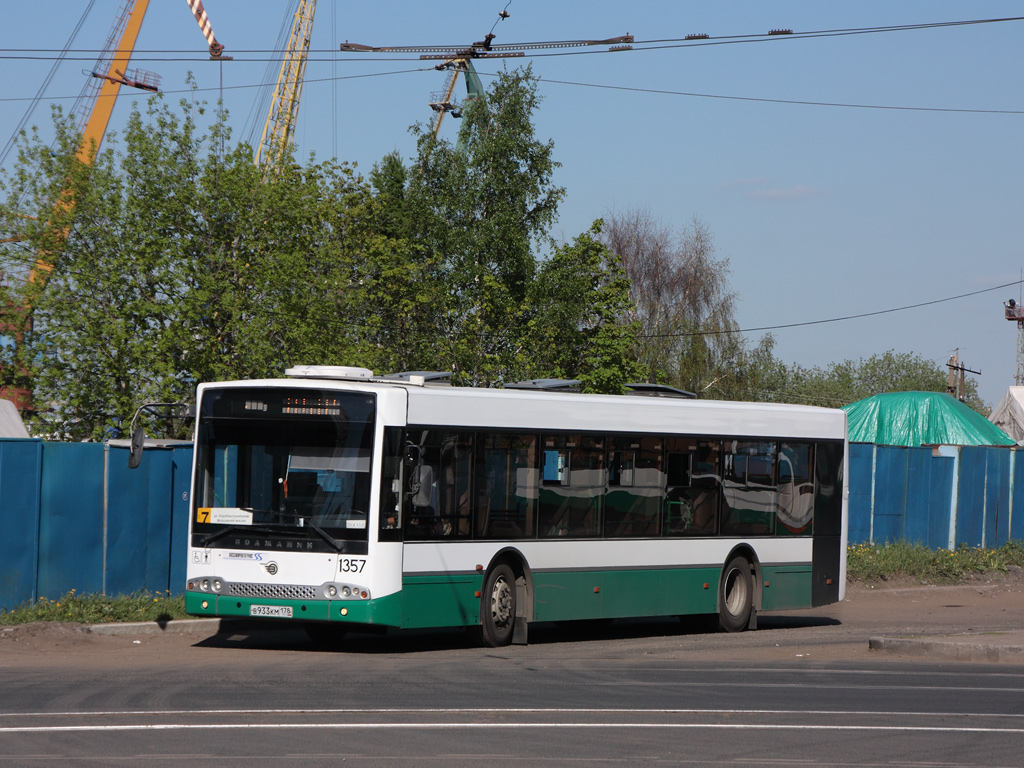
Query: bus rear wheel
xmin=480 ymin=563 xmax=516 ymax=647
xmin=718 ymin=556 xmax=753 ymax=632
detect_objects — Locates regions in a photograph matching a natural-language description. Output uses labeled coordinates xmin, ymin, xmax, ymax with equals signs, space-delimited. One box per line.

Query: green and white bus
xmin=185 ymin=365 xmax=847 ymax=646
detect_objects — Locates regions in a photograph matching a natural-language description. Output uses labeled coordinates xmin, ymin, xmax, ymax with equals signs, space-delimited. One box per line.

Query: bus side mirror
xmin=128 ymin=426 xmax=145 ymax=469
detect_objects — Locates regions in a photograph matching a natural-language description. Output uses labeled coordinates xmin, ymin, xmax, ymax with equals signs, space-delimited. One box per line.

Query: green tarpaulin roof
xmin=842 ymin=391 xmax=1014 ymax=447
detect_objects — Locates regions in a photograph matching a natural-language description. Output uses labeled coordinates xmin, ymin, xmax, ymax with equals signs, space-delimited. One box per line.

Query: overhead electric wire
xmin=3 ymin=14 xmax=1023 ymax=62
xmin=639 ymin=280 xmax=1024 ymax=339
xmin=529 ymin=76 xmax=1024 ymax=115
xmin=0 ymin=68 xmax=431 ymax=104
xmin=0 ymin=64 xmax=1018 ymax=118
xmin=0 ymin=0 xmax=98 ymax=168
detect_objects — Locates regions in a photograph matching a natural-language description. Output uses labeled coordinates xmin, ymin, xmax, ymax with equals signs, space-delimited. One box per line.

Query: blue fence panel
xmin=37 ymin=442 xmax=104 ymax=599
xmin=872 ymin=446 xmax=909 ymax=543
xmin=983 ymin=448 xmax=1011 ymax=548
xmin=956 ymin=447 xmax=988 ymax=548
xmin=903 ymin=447 xmax=934 ymax=546
xmin=0 ymin=439 xmax=42 ymax=610
xmin=847 ymin=443 xmax=874 ymax=544
xmin=106 ymin=445 xmax=164 ymax=595
xmin=1013 ymin=453 xmax=1024 ymax=543
xmin=168 ymin=446 xmax=193 ymax=592
xmin=926 ymin=454 xmax=954 ymax=549
xmin=104 ymin=444 xmax=193 ymax=596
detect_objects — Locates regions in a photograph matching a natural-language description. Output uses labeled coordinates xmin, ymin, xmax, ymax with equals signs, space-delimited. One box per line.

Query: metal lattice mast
xmin=1003 ymin=300 xmax=1024 ymax=385
xmin=1017 ymin=321 xmax=1024 ymax=386
xmin=255 ymin=0 xmax=317 ymax=171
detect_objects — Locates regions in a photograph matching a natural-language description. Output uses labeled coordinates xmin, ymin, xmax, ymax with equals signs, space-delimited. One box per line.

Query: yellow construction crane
xmin=72 ymin=0 xmax=156 ymax=164
xmin=2 ymin=0 xmax=228 ymax=410
xmin=256 ymin=0 xmax=317 ymax=171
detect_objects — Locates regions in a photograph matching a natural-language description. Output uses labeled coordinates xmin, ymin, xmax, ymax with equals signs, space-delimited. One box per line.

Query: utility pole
xmin=947 ymin=349 xmax=980 ymax=402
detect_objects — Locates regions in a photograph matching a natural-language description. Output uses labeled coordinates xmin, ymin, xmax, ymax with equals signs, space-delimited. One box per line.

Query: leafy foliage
xmin=1 ymin=68 xmax=644 ymax=437
xmin=0 ymin=97 xmax=416 ymax=438
xmin=733 ymin=347 xmax=986 ymax=412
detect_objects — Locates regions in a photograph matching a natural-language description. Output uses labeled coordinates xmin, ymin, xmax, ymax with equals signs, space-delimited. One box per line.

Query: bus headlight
xmin=327 ymin=585 xmax=338 ymax=597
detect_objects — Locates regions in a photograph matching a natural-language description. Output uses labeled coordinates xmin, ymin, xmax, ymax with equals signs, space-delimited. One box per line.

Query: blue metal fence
xmin=848 ymin=443 xmax=1024 ymax=549
xmin=0 ymin=439 xmax=192 ymax=610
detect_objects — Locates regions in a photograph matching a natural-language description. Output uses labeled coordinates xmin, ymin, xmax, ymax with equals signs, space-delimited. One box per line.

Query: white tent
xmin=988 ymin=387 xmax=1024 ymax=444
xmin=0 ymin=399 xmax=29 ymax=438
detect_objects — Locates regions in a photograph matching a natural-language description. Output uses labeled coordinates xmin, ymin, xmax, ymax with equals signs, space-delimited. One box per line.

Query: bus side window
xmin=378 ymin=427 xmax=404 ymax=542
xmin=475 ymin=433 xmax=537 ymax=539
xmin=777 ymin=442 xmax=814 ymax=536
xmin=540 ymin=435 xmax=603 ymax=538
xmin=405 ymin=430 xmax=473 ymax=539
xmin=605 ymin=437 xmax=663 ymax=538
xmin=664 ymin=439 xmax=720 ymax=537
xmin=721 ymin=441 xmax=776 ymax=536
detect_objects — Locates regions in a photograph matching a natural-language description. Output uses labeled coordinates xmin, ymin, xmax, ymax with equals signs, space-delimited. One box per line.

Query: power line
xmin=0 ymin=68 xmax=432 ymax=103
xmin=2 ymin=14 xmax=1023 ymax=62
xmin=530 ymin=76 xmax=1024 ymax=116
xmin=639 ymin=280 xmax=1024 ymax=339
xmin=1 ymin=65 xmax=1018 ymax=119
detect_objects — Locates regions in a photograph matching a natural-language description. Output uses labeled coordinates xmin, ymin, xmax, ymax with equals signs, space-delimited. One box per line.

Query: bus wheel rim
xmin=491 ymin=575 xmax=513 ymax=628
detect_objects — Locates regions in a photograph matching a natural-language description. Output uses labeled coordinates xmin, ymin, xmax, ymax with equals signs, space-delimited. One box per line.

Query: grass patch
xmin=847 ymin=541 xmax=1024 ymax=584
xmin=0 ymin=590 xmax=188 ymax=626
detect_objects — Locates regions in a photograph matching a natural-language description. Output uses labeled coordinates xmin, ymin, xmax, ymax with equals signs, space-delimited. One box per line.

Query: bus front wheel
xmin=481 ymin=563 xmax=517 ymax=647
xmin=718 ymin=556 xmax=753 ymax=632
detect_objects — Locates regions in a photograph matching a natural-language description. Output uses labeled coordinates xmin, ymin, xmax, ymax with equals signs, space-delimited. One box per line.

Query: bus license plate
xmin=250 ymin=605 xmax=293 ymax=618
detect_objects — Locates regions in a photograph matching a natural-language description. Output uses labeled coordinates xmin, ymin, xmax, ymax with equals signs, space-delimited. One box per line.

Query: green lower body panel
xmin=760 ymin=565 xmax=813 ymax=611
xmin=185 ymin=563 xmax=817 ymax=633
xmin=185 ymin=590 xmax=403 ymax=627
xmin=400 ymin=573 xmax=484 ymax=629
xmin=533 ymin=567 xmax=721 ymax=622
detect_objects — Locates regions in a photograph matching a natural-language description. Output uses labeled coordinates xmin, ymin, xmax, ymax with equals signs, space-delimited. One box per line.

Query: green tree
xmin=528 ymin=223 xmax=644 ymax=392
xmin=400 ymin=64 xmax=565 ymax=385
xmin=0 ymin=96 xmax=409 ymax=439
xmin=796 ymin=350 xmax=985 ymax=412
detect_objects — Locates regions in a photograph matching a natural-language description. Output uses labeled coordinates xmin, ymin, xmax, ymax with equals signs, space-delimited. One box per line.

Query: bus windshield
xmin=192 ymin=388 xmax=376 ymax=544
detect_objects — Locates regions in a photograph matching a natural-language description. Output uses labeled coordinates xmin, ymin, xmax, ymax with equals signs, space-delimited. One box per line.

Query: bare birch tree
xmin=600 ymin=208 xmax=739 ymax=392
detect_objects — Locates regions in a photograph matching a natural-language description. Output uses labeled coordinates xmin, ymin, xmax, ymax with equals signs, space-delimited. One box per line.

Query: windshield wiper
xmin=306 ymin=522 xmax=344 ymax=553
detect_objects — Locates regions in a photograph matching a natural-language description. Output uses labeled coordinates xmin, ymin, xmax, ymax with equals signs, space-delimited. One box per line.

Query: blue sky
xmin=2 ymin=2 xmax=1022 ymax=406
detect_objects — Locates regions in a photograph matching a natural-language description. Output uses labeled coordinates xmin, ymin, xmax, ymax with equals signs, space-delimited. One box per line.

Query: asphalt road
xmin=2 ymin=579 xmax=1023 ymax=766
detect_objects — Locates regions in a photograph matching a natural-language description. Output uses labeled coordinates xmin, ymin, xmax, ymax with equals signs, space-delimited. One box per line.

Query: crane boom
xmin=76 ymin=0 xmax=152 ymax=164
xmin=256 ymin=0 xmax=317 ymax=170
xmin=3 ymin=0 xmax=152 ymax=411
xmin=184 ymin=0 xmax=229 ymax=59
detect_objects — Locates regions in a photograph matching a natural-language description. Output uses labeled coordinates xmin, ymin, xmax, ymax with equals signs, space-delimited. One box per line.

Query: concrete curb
xmin=88 ymin=618 xmax=224 ymax=637
xmin=869 ymin=634 xmax=1024 ymax=663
